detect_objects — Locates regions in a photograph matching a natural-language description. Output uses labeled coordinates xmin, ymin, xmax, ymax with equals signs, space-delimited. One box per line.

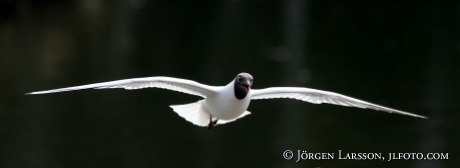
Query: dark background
xmin=1 ymin=0 xmax=458 ymax=167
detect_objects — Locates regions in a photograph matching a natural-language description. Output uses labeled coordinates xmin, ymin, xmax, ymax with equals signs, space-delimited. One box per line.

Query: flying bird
xmin=26 ymin=72 xmax=426 ymax=130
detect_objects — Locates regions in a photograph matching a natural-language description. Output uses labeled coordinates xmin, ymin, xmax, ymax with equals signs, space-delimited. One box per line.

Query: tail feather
xmin=170 ymin=100 xmax=209 ymax=127
xmin=170 ymin=100 xmax=252 ymax=127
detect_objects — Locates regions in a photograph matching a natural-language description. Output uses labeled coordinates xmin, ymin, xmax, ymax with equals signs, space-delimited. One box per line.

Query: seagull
xmin=26 ymin=72 xmax=426 ymax=130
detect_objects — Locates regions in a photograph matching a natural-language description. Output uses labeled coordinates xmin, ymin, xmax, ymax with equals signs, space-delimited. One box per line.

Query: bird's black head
xmin=234 ymin=72 xmax=253 ymax=100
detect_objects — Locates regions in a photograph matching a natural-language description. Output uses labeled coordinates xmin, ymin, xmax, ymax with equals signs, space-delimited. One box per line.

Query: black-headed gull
xmin=27 ymin=72 xmax=426 ymax=130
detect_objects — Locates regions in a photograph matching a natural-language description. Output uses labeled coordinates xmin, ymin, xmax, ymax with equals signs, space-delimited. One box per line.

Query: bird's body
xmin=204 ymin=81 xmax=250 ymax=120
xmin=27 ymin=72 xmax=427 ymax=130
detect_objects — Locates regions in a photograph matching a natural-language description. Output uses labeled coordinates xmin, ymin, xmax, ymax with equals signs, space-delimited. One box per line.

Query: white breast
xmin=203 ymin=81 xmax=251 ymax=120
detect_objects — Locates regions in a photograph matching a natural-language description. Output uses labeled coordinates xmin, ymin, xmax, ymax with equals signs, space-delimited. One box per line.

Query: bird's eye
xmin=236 ymin=76 xmax=242 ymax=82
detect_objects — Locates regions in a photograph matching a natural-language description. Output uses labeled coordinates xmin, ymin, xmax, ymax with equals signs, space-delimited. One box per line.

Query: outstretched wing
xmin=26 ymin=76 xmax=220 ymax=98
xmin=250 ymin=87 xmax=426 ymax=119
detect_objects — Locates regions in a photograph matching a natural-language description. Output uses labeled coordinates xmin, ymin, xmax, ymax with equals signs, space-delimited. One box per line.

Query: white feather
xmin=170 ymin=101 xmax=251 ymax=126
xmin=250 ymin=87 xmax=427 ymax=119
xmin=170 ymin=100 xmax=210 ymax=127
xmin=217 ymin=111 xmax=251 ymax=125
xmin=26 ymin=76 xmax=219 ymax=97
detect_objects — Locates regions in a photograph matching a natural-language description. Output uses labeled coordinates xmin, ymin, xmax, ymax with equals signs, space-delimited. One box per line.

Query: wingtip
xmin=413 ymin=114 xmax=428 ymax=119
xmin=25 ymin=91 xmax=44 ymax=95
xmin=25 ymin=91 xmax=40 ymax=95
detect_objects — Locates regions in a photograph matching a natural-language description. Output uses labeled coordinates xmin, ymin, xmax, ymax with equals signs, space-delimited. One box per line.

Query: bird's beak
xmin=243 ymin=81 xmax=251 ymax=89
